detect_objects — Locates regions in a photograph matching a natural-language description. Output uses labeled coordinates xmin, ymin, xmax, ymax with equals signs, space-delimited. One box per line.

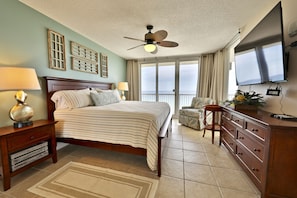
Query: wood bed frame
xmin=44 ymin=76 xmax=172 ymax=176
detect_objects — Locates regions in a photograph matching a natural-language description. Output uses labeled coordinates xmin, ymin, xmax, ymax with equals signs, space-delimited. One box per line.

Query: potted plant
xmin=225 ymin=90 xmax=265 ymax=111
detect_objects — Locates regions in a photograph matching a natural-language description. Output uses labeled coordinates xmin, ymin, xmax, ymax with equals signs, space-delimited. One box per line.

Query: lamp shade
xmin=144 ymin=44 xmax=156 ymax=52
xmin=0 ymin=67 xmax=41 ymax=91
xmin=118 ymin=82 xmax=129 ymax=91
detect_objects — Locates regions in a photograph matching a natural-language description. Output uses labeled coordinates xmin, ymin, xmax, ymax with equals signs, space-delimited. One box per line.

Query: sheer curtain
xmin=126 ymin=60 xmax=140 ymax=101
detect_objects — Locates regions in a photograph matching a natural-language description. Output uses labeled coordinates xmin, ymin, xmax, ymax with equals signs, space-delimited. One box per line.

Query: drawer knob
xmin=30 ymin=136 xmax=35 ymax=140
xmin=253 ymin=148 xmax=261 ymax=152
xmin=252 ymin=168 xmax=259 ymax=172
xmin=238 ymin=152 xmax=243 ymax=155
xmin=251 ymin=128 xmax=258 ymax=132
xmin=239 ymin=136 xmax=244 ymax=140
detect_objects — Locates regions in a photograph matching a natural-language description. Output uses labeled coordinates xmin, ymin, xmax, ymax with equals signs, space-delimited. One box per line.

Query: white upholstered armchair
xmin=178 ymin=97 xmax=215 ymax=130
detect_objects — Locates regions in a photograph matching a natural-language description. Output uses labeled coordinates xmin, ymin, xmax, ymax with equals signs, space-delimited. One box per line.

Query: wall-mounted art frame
xmin=47 ymin=29 xmax=66 ymax=71
xmin=70 ymin=41 xmax=98 ymax=74
xmin=100 ymin=53 xmax=108 ymax=78
xmin=71 ymin=57 xmax=99 ymax=74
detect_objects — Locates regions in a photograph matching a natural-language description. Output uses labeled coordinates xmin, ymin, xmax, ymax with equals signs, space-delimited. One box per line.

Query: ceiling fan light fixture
xmin=144 ymin=43 xmax=156 ymax=52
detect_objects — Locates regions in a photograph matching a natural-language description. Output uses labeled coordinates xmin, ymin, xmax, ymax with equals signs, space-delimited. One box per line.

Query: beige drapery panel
xmin=209 ymin=50 xmax=229 ymax=104
xmin=197 ymin=54 xmax=214 ymax=98
xmin=197 ymin=50 xmax=229 ymax=104
xmin=126 ymin=60 xmax=140 ymax=101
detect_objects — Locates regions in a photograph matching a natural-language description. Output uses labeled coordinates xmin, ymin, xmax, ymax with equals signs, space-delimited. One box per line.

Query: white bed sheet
xmin=53 ymin=101 xmax=171 ymax=171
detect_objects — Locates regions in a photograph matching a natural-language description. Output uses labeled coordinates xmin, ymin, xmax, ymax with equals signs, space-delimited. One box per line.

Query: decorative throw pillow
xmin=93 ymin=88 xmax=121 ymax=101
xmin=90 ymin=91 xmax=121 ymax=106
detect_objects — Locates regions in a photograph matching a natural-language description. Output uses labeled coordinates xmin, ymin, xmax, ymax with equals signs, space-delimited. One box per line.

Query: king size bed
xmin=44 ymin=76 xmax=172 ymax=176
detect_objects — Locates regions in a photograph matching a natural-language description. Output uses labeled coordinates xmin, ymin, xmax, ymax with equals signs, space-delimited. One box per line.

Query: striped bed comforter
xmin=53 ymin=101 xmax=171 ymax=171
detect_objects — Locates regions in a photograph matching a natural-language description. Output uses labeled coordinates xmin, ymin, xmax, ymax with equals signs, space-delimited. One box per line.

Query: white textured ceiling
xmin=20 ymin=0 xmax=273 ymax=60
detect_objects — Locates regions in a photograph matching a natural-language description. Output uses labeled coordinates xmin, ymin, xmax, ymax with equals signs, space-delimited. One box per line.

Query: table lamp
xmin=118 ymin=82 xmax=129 ymax=100
xmin=0 ymin=67 xmax=41 ymax=128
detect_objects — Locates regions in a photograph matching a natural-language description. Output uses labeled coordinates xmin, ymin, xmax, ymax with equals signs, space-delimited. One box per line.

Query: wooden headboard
xmin=44 ymin=76 xmax=114 ymax=120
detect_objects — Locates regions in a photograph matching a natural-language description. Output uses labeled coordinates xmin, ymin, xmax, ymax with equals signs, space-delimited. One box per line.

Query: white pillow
xmin=90 ymin=90 xmax=121 ymax=106
xmin=51 ymin=88 xmax=93 ymax=109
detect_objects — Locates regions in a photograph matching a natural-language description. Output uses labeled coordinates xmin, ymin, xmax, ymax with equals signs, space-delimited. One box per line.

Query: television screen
xmin=235 ymin=49 xmax=262 ymax=85
xmin=234 ymin=2 xmax=287 ymax=86
xmin=262 ymin=41 xmax=285 ymax=81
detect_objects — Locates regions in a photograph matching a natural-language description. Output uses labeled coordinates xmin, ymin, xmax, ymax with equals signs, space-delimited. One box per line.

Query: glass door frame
xmin=139 ymin=56 xmax=199 ymax=118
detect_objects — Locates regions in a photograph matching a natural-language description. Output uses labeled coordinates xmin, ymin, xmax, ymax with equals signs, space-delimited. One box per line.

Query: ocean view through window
xmin=141 ymin=60 xmax=198 ymax=116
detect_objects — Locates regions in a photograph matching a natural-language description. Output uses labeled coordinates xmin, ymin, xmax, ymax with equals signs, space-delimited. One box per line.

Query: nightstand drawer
xmin=7 ymin=126 xmax=52 ymax=152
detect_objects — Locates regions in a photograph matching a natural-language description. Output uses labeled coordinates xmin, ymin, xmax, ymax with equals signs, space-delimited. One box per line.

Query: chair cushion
xmin=179 ymin=108 xmax=203 ymax=117
xmin=191 ymin=97 xmax=214 ymax=108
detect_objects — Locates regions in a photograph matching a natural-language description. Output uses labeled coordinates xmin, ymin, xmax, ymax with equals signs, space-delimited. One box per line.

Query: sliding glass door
xmin=179 ymin=61 xmax=199 ymax=108
xmin=141 ymin=59 xmax=198 ymax=117
xmin=158 ymin=62 xmax=176 ymax=113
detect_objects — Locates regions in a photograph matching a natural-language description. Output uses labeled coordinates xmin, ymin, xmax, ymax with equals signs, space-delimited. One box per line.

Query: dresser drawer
xmin=7 ymin=126 xmax=52 ymax=152
xmin=222 ymin=111 xmax=231 ymax=120
xmin=245 ymin=121 xmax=267 ymax=141
xmin=237 ymin=130 xmax=264 ymax=161
xmin=231 ymin=114 xmax=244 ymax=128
xmin=237 ymin=145 xmax=263 ymax=184
xmin=222 ymin=130 xmax=236 ymax=153
xmin=221 ymin=117 xmax=236 ymax=137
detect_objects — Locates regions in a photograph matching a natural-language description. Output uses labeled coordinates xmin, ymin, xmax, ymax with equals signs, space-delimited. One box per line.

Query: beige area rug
xmin=28 ymin=162 xmax=159 ymax=198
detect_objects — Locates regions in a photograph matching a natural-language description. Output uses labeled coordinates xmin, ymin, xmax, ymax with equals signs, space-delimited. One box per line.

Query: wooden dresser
xmin=221 ymin=107 xmax=297 ymax=198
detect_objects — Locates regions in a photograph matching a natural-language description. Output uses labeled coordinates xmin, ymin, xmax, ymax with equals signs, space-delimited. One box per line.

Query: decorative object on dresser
xmin=0 ymin=120 xmax=57 ymax=191
xmin=47 ymin=29 xmax=66 ymax=71
xmin=118 ymin=82 xmax=129 ymax=100
xmin=0 ymin=67 xmax=41 ymax=128
xmin=221 ymin=107 xmax=297 ymax=198
xmin=225 ymin=90 xmax=265 ymax=111
xmin=203 ymin=105 xmax=223 ymax=144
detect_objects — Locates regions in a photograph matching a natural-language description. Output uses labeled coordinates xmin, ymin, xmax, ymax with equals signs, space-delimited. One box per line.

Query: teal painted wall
xmin=0 ymin=0 xmax=126 ymax=127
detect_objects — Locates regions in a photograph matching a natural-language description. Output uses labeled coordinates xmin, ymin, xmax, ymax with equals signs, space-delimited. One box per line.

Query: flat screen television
xmin=234 ymin=2 xmax=288 ymax=86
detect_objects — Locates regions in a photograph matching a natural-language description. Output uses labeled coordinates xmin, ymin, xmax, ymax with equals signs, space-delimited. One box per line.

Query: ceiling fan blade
xmin=153 ymin=30 xmax=168 ymax=42
xmin=157 ymin=41 xmax=179 ymax=47
xmin=151 ymin=46 xmax=158 ymax=54
xmin=124 ymin=36 xmax=145 ymax=42
xmin=127 ymin=44 xmax=144 ymax=50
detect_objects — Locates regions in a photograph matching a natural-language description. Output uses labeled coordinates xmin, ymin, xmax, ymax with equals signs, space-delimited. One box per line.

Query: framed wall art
xmin=100 ymin=53 xmax=108 ymax=78
xmin=70 ymin=41 xmax=98 ymax=74
xmin=47 ymin=29 xmax=66 ymax=71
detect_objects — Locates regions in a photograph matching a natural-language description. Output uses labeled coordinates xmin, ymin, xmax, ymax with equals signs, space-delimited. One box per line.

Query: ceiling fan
xmin=124 ymin=25 xmax=178 ymax=54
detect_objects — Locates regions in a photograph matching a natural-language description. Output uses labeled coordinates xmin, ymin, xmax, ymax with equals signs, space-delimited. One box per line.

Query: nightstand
xmin=0 ymin=120 xmax=57 ymax=191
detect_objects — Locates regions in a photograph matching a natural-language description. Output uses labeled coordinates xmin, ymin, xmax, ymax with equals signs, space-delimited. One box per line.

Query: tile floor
xmin=0 ymin=119 xmax=261 ymax=198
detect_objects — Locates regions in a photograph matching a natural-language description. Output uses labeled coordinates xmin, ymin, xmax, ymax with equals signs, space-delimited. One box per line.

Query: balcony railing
xmin=141 ymin=93 xmax=196 ymax=114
